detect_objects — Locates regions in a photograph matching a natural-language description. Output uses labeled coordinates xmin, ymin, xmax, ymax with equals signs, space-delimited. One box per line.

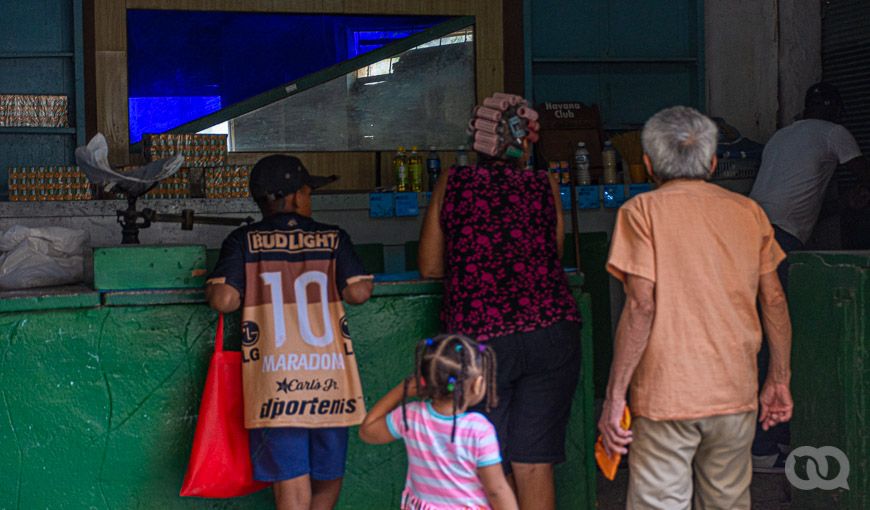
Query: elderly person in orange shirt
xmin=599 ymin=106 xmax=794 ymax=509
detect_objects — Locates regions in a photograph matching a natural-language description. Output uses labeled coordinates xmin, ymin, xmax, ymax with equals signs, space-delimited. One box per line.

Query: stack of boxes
xmin=205 ymin=166 xmax=251 ymax=198
xmin=0 ymin=94 xmax=69 ymax=127
xmin=142 ymin=133 xmax=228 ymax=199
xmin=142 ymin=168 xmax=191 ymax=199
xmin=3 ymin=132 xmax=258 ymax=202
xmin=142 ymin=133 xmax=228 ymax=167
xmin=7 ymin=166 xmax=93 ymax=202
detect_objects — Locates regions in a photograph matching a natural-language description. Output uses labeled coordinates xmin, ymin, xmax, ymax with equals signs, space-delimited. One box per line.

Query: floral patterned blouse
xmin=440 ymin=162 xmax=581 ymax=340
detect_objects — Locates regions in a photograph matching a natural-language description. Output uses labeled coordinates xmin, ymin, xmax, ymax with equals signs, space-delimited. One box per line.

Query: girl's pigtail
xmin=408 ymin=337 xmax=432 ymax=431
xmin=452 ymin=339 xmax=468 ymax=442
xmin=401 ymin=375 xmax=410 ymax=431
xmin=451 ymin=389 xmax=459 ymax=443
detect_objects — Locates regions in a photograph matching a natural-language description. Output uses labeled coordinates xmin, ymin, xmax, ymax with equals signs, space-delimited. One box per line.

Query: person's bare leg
xmin=273 ymin=474 xmax=312 ymax=510
xmin=512 ymin=462 xmax=555 ymax=510
xmin=506 ymin=472 xmax=517 ymax=494
xmin=311 ymin=478 xmax=343 ymax=510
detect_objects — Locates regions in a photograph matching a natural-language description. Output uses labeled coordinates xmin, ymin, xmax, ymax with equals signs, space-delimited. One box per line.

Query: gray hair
xmin=641 ymin=106 xmax=717 ymax=181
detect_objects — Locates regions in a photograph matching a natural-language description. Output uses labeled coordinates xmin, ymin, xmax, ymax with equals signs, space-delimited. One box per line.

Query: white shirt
xmin=750 ymin=119 xmax=862 ymax=243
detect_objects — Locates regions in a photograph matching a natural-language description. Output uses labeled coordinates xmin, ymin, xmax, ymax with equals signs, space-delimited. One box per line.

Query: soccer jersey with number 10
xmin=208 ymin=212 xmax=370 ymax=428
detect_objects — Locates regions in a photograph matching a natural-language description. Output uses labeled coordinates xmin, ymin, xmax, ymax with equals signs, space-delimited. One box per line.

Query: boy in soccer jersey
xmin=206 ymin=155 xmax=373 ymax=510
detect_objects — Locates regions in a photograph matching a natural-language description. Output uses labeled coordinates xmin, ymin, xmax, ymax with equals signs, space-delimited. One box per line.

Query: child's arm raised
xmin=359 ymin=378 xmax=416 ymax=444
xmin=478 ymin=465 xmax=519 ymax=510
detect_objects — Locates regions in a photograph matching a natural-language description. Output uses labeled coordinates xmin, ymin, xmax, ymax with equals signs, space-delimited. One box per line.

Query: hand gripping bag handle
xmin=180 ymin=313 xmax=270 ymax=498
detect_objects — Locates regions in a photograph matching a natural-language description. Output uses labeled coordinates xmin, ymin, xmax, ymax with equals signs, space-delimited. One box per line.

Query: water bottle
xmin=393 ymin=146 xmax=408 ymax=192
xmin=426 ymin=146 xmax=441 ymax=190
xmin=602 ymin=140 xmax=618 ymax=184
xmin=574 ymin=142 xmax=591 ymax=185
xmin=456 ymin=145 xmax=469 ymax=167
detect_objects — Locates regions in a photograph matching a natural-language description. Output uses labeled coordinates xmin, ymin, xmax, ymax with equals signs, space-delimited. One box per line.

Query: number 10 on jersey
xmin=260 ymin=271 xmax=335 ymax=348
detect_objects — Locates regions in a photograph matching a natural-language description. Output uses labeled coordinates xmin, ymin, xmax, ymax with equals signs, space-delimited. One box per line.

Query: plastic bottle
xmin=574 ymin=142 xmax=591 ymax=185
xmin=394 ymin=146 xmax=409 ymax=192
xmin=426 ymin=146 xmax=441 ymax=191
xmin=455 ymin=145 xmax=469 ymax=167
xmin=408 ymin=146 xmax=423 ymax=192
xmin=602 ymin=140 xmax=618 ymax=184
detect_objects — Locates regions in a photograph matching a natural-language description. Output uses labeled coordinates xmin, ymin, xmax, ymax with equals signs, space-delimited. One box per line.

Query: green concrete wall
xmin=0 ymin=282 xmax=594 ymax=509
xmin=789 ymin=252 xmax=869 ymax=510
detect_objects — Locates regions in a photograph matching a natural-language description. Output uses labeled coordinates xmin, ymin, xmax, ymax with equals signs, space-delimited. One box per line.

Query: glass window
xmin=220 ymin=27 xmax=475 ymax=152
xmin=126 ymin=10 xmax=451 ymax=144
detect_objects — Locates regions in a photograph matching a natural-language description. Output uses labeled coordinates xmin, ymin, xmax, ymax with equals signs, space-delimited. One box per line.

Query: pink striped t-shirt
xmin=387 ymin=401 xmax=502 ymax=509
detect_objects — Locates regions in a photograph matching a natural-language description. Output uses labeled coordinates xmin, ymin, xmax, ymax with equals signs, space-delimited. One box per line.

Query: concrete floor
xmin=596 ymin=468 xmax=792 ymax=509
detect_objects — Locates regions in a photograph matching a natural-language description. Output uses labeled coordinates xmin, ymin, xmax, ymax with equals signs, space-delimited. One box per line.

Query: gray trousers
xmin=627 ymin=411 xmax=756 ymax=510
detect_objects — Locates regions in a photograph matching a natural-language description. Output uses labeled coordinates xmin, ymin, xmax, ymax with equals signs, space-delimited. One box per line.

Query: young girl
xmin=360 ymin=334 xmax=518 ymax=510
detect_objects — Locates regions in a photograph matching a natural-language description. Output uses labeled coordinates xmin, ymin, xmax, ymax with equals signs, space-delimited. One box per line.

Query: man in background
xmin=749 ymin=82 xmax=869 ymax=469
xmin=751 ymin=81 xmax=868 ymax=262
xmin=599 ymin=106 xmax=794 ymax=509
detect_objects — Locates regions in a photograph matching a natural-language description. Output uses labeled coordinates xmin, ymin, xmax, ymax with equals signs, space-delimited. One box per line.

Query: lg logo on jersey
xmin=242 ymin=321 xmax=260 ymax=345
xmin=242 ymin=321 xmax=261 ymax=362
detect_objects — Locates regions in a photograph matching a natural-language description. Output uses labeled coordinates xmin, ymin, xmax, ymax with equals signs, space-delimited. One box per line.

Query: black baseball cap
xmin=249 ymin=155 xmax=338 ymax=201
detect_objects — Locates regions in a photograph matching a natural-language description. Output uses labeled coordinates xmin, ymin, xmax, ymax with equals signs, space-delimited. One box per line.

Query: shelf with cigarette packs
xmin=0 ymin=0 xmax=87 ymax=202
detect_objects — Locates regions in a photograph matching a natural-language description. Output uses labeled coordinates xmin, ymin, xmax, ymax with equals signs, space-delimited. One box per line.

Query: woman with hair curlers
xmin=418 ymin=93 xmax=582 ymax=510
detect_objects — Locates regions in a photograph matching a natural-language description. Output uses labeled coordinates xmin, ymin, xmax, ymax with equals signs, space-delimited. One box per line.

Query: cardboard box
xmin=205 ymin=166 xmax=250 ymax=198
xmin=0 ymin=94 xmax=69 ymax=127
xmin=535 ymin=102 xmax=605 ymax=182
xmin=7 ymin=166 xmax=92 ymax=202
xmin=142 ymin=133 xmax=228 ymax=167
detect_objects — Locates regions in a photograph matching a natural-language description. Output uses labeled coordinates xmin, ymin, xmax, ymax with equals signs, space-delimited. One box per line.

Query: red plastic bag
xmin=180 ymin=314 xmax=270 ymax=498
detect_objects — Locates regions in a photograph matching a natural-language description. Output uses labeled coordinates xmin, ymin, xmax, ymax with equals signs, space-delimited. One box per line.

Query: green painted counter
xmin=0 ymin=280 xmax=594 ymax=509
xmin=0 ymin=285 xmax=100 ymax=313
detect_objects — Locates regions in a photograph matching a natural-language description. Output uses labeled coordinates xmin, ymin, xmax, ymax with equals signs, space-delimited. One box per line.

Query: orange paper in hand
xmin=595 ymin=405 xmax=631 ymax=481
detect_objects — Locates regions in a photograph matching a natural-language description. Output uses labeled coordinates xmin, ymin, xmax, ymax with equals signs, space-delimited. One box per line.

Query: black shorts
xmin=470 ymin=319 xmax=582 ymax=466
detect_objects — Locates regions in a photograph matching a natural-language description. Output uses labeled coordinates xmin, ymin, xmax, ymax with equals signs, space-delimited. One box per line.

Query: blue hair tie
xmin=425 ymin=338 xmax=434 ymax=346
xmin=446 ymin=376 xmax=457 ymax=392
xmin=455 ymin=344 xmax=463 ymax=352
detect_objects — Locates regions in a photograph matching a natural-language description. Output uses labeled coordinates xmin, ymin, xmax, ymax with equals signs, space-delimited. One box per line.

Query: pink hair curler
xmin=493 ymin=93 xmax=524 ymax=106
xmin=472 ymin=118 xmax=501 ymax=134
xmin=526 ymin=131 xmax=540 ymax=143
xmin=474 ymin=106 xmax=503 ymax=122
xmin=517 ymin=106 xmax=539 ymax=122
xmin=474 ymin=130 xmax=501 ymax=146
xmin=483 ymin=97 xmax=510 ymax=110
xmin=473 ymin=140 xmax=500 ymax=156
xmin=526 ymin=119 xmax=540 ymax=132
